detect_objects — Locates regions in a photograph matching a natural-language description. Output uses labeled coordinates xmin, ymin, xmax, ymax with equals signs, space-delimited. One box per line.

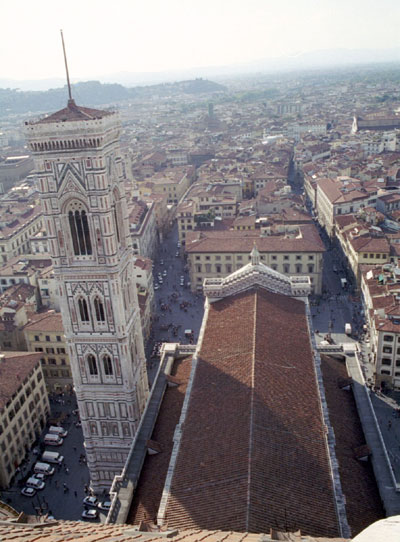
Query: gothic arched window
xmin=78 ymin=298 xmax=90 ymax=322
xmin=68 ymin=207 xmax=92 ymax=256
xmin=103 ymin=355 xmax=113 ymax=376
xmin=87 ymin=354 xmax=98 ymax=375
xmin=94 ymin=296 xmax=105 ymax=322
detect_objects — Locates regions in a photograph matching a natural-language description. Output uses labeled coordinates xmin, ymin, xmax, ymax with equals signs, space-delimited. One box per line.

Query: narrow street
xmin=146 ymin=223 xmax=205 ymax=385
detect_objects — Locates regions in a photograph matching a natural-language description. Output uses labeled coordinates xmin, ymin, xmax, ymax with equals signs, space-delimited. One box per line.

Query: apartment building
xmin=0 ymin=283 xmax=37 ymax=351
xmin=0 ymin=155 xmax=34 ymax=194
xmin=0 ymin=203 xmax=43 ymax=264
xmin=0 ymin=352 xmax=49 ymax=489
xmin=128 ymin=199 xmax=158 ymax=259
xmin=133 ymin=256 xmax=155 ymax=342
xmin=335 ymin=214 xmax=390 ymax=284
xmin=138 ymin=166 xmax=195 ymax=205
xmin=316 ymin=177 xmax=377 ymax=237
xmin=177 ymin=189 xmax=238 ymax=242
xmin=361 ymin=265 xmax=400 ymax=389
xmin=185 ymin=224 xmax=324 ymax=294
xmin=24 ymin=311 xmax=70 ymax=393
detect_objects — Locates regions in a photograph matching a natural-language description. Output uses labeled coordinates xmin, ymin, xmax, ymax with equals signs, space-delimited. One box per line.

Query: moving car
xmin=83 ymin=496 xmax=98 ymax=507
xmin=21 ymin=487 xmax=36 ymax=497
xmin=82 ymin=508 xmax=99 ymax=520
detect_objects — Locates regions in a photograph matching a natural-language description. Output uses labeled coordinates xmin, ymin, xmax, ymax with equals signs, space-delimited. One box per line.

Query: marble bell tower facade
xmin=25 ymin=100 xmax=149 ymax=491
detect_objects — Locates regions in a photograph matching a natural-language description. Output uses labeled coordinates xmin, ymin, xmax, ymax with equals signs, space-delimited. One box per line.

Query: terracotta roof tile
xmin=319 ymin=355 xmax=384 ymax=535
xmin=0 ymin=352 xmax=42 ymax=409
xmin=163 ymin=289 xmax=340 ymax=537
xmin=128 ymin=356 xmax=193 ymax=524
xmin=34 ymin=100 xmax=113 ymax=124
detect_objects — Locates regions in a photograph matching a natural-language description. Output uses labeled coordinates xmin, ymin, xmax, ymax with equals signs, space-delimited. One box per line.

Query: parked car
xmin=175 ymin=251 xmax=179 ymax=257
xmin=82 ymin=508 xmax=99 ymax=520
xmin=33 ymin=473 xmax=46 ymax=481
xmin=83 ymin=496 xmax=98 ymax=507
xmin=48 ymin=426 xmax=68 ymax=438
xmin=98 ymin=500 xmax=111 ymax=511
xmin=163 ymin=270 xmax=167 ymax=276
xmin=26 ymin=476 xmax=45 ymax=490
xmin=21 ymin=487 xmax=36 ymax=497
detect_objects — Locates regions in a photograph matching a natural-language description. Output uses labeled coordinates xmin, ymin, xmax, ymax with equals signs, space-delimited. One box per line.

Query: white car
xmin=83 ymin=496 xmax=98 ymax=507
xmin=98 ymin=500 xmax=111 ymax=511
xmin=162 ymin=270 xmax=167 ymax=276
xmin=154 ymin=284 xmax=159 ymax=290
xmin=82 ymin=508 xmax=98 ymax=520
xmin=33 ymin=473 xmax=46 ymax=481
xmin=21 ymin=487 xmax=36 ymax=497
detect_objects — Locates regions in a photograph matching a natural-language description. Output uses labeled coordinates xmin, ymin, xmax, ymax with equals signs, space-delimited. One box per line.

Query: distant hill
xmin=0 ymin=78 xmax=227 ymax=116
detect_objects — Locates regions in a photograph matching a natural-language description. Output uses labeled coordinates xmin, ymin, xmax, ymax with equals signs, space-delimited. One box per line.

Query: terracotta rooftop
xmin=185 ymin=224 xmax=324 ymax=254
xmin=162 ymin=288 xmax=341 ymax=537
xmin=0 ymin=352 xmax=42 ymax=410
xmin=128 ymin=356 xmax=192 ymax=524
xmin=0 ymin=520 xmax=348 ymax=542
xmin=23 ymin=311 xmax=63 ymax=332
xmin=35 ymin=99 xmax=113 ymax=124
xmin=319 ymin=355 xmax=384 ymax=536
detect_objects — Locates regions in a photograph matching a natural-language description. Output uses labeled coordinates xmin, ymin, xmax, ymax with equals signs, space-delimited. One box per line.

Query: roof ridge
xmin=245 ymin=291 xmax=257 ymax=531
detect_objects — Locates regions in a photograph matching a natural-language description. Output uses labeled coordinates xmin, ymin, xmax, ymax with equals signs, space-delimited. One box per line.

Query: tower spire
xmin=60 ymin=29 xmax=73 ymax=103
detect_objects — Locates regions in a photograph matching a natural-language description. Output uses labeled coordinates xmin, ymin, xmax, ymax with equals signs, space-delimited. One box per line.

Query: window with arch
xmin=78 ymin=298 xmax=90 ymax=322
xmin=68 ymin=202 xmax=92 ymax=256
xmin=94 ymin=296 xmax=105 ymax=322
xmin=87 ymin=354 xmax=98 ymax=376
xmin=103 ymin=355 xmax=113 ymax=376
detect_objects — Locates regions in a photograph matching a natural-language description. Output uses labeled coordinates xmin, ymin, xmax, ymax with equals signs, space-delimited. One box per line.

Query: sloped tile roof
xmin=163 ymin=288 xmax=341 ymax=538
xmin=0 ymin=521 xmax=348 ymax=542
xmin=128 ymin=356 xmax=193 ymax=524
xmin=35 ymin=100 xmax=113 ymax=124
xmin=0 ymin=352 xmax=42 ymax=409
xmin=319 ymin=355 xmax=384 ymax=536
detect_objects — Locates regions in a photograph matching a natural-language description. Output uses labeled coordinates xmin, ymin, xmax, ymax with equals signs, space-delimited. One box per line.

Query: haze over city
xmin=2 ymin=0 xmax=400 ymax=89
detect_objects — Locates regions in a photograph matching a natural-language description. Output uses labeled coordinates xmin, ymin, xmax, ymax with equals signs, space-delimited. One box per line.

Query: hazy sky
xmin=3 ymin=0 xmax=400 ymax=81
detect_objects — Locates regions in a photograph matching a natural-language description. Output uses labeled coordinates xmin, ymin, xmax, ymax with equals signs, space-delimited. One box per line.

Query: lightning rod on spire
xmin=60 ymin=29 xmax=73 ymax=103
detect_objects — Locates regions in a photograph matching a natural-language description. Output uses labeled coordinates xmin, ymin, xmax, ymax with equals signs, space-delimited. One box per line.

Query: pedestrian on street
xmin=388 ymin=420 xmax=392 ymax=430
xmin=74 ymin=490 xmax=77 ymax=497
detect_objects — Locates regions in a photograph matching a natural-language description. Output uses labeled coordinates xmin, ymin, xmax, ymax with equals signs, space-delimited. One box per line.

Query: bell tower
xmin=25 ymin=99 xmax=149 ymax=491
